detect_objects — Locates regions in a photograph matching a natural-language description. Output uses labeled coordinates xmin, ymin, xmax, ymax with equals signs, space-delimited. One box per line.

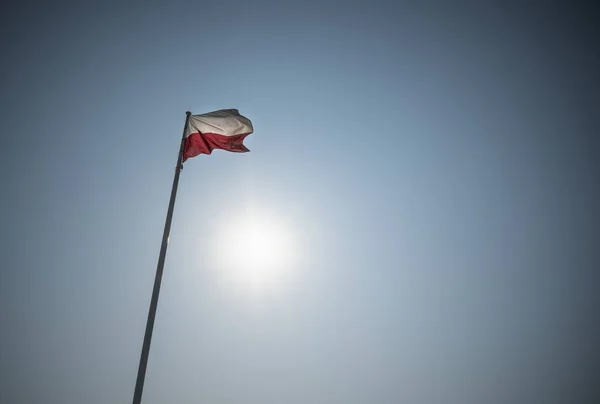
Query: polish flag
xmin=183 ymin=109 xmax=253 ymax=161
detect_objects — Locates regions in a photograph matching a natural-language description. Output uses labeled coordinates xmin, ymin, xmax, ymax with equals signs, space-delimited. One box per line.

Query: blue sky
xmin=1 ymin=1 xmax=599 ymax=403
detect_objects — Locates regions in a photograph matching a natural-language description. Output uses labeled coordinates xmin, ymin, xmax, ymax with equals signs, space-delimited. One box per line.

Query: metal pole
xmin=132 ymin=111 xmax=192 ymax=404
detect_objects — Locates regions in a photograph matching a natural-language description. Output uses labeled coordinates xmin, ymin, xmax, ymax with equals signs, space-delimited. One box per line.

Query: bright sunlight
xmin=208 ymin=210 xmax=298 ymax=292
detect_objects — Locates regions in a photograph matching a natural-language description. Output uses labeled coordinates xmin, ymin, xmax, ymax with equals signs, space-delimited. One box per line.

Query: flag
xmin=183 ymin=109 xmax=254 ymax=161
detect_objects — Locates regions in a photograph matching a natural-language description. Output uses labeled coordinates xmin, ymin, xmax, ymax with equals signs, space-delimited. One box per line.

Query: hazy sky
xmin=1 ymin=1 xmax=599 ymax=403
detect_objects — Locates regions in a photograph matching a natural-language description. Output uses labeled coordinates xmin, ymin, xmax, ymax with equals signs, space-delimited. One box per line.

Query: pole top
xmin=186 ymin=111 xmax=192 ymax=116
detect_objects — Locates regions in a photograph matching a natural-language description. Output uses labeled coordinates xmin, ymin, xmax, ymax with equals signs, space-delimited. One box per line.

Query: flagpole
xmin=132 ymin=111 xmax=192 ymax=404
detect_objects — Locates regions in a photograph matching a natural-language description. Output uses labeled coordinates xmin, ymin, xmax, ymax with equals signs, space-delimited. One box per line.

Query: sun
xmin=208 ymin=211 xmax=297 ymax=291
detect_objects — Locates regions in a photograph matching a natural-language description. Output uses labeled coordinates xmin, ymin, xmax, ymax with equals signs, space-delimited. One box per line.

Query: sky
xmin=1 ymin=1 xmax=599 ymax=403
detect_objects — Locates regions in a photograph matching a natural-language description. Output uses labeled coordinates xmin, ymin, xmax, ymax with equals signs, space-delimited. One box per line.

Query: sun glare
xmin=209 ymin=211 xmax=297 ymax=291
